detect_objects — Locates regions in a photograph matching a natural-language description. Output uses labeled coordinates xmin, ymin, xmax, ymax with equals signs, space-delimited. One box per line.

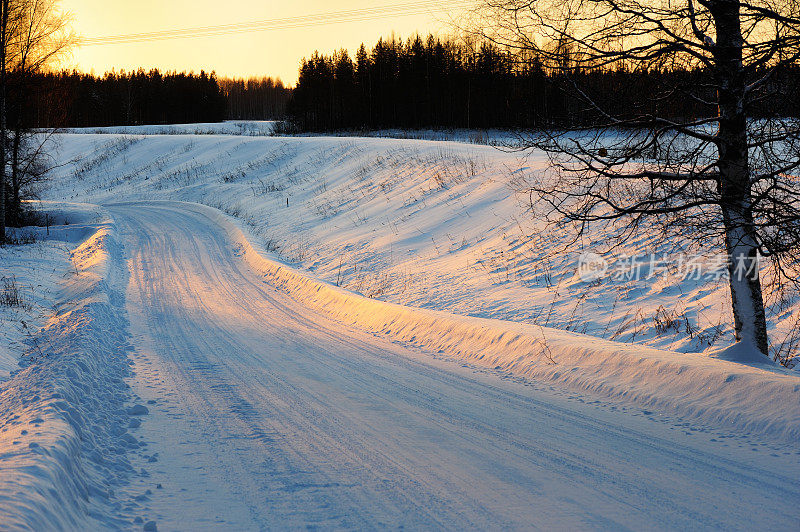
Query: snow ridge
xmin=0 ymin=211 xmax=137 ymax=529
xmin=184 ymin=201 xmax=800 ymax=443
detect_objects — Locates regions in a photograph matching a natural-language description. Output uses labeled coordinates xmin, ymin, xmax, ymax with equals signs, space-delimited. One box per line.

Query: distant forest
xmin=20 ymin=34 xmax=800 ymax=131
xmin=220 ymin=77 xmax=292 ymax=121
xmin=287 ymin=34 xmax=800 ymax=131
xmin=23 ymin=70 xmax=290 ymax=128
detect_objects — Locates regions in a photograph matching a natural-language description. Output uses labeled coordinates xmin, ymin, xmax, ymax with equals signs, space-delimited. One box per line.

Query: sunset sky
xmin=61 ymin=0 xmax=469 ymax=85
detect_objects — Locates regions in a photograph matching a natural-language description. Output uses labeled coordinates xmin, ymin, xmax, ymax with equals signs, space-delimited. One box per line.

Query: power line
xmin=78 ymin=0 xmax=471 ymax=45
xmin=77 ymin=0 xmax=474 ymax=46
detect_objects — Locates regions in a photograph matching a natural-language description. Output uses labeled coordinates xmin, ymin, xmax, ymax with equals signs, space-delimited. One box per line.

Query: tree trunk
xmin=10 ymin=124 xmax=20 ymax=222
xmin=720 ymin=205 xmax=769 ymax=355
xmin=0 ymin=0 xmax=7 ymax=243
xmin=712 ymin=0 xmax=769 ymax=357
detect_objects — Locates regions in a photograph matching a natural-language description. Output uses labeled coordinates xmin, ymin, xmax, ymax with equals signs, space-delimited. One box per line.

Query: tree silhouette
xmin=475 ymin=0 xmax=800 ymax=360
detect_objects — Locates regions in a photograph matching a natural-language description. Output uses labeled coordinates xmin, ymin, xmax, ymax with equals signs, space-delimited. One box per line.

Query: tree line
xmin=24 ymin=70 xmax=227 ymax=127
xmin=287 ymin=34 xmax=800 ymax=131
xmin=220 ymin=76 xmax=291 ymax=121
xmin=23 ymin=34 xmax=798 ymax=134
xmin=20 ymin=71 xmax=292 ymax=129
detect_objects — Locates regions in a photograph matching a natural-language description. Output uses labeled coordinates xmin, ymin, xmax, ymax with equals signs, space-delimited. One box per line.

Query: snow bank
xmin=180 ymin=201 xmax=800 ymax=443
xmin=0 ymin=206 xmax=137 ymax=529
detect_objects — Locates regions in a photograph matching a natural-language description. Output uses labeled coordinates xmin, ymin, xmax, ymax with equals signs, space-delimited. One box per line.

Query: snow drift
xmin=172 ymin=201 xmax=800 ymax=443
xmin=0 ymin=205 xmax=138 ymax=529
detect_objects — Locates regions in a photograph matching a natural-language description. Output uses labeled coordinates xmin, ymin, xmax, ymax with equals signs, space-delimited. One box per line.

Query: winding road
xmin=110 ymin=203 xmax=798 ymax=530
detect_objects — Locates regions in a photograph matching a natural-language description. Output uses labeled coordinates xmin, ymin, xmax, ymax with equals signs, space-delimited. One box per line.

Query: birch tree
xmin=475 ymin=0 xmax=800 ymax=359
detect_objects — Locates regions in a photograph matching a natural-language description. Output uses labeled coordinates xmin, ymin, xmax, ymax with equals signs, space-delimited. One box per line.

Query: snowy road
xmin=111 ymin=203 xmax=798 ymax=530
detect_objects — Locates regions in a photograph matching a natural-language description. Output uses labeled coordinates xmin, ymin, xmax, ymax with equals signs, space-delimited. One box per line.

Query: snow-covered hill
xmin=0 ymin=176 xmax=796 ymax=528
xmin=45 ymin=130 xmax=799 ymax=362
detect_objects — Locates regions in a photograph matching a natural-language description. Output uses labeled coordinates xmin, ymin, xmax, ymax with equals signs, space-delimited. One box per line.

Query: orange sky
xmin=60 ymin=1 xmax=468 ymax=85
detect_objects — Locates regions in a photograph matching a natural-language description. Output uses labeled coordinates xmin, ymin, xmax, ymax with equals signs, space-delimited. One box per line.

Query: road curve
xmin=110 ymin=202 xmax=798 ymax=531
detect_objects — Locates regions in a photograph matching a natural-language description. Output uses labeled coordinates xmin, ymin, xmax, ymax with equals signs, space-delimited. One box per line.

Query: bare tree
xmin=0 ymin=0 xmax=70 ymax=240
xmin=473 ymin=0 xmax=800 ymax=360
xmin=0 ymin=0 xmax=13 ymax=242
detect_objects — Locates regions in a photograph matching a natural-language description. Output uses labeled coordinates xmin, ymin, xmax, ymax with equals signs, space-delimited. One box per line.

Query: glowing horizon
xmin=60 ymin=0 xmax=467 ymax=85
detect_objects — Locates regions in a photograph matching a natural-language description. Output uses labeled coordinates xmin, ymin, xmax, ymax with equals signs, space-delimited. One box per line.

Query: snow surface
xmin=191 ymin=200 xmax=800 ymax=442
xmin=0 ymin=202 xmax=106 ymax=377
xmin=0 ymin=204 xmax=147 ymax=528
xmin=78 ymin=201 xmax=800 ymax=528
xmin=47 ymin=132 xmax=799 ymax=357
xmin=0 ymin=127 xmax=797 ymax=528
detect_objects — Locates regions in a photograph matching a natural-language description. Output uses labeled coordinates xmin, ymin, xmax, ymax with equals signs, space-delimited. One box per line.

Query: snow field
xmin=47 ymin=132 xmax=799 ymax=360
xmin=3 ymin=128 xmax=792 ymax=528
xmin=0 ymin=195 xmax=796 ymax=529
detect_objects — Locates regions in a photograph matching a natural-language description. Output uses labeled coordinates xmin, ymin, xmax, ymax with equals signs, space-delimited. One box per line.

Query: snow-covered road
xmin=111 ymin=203 xmax=798 ymax=530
